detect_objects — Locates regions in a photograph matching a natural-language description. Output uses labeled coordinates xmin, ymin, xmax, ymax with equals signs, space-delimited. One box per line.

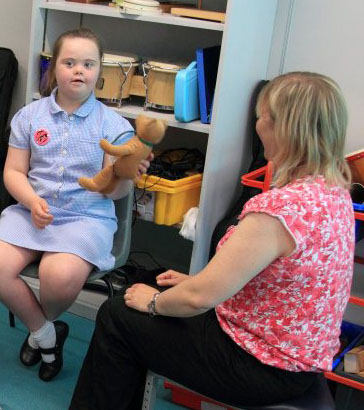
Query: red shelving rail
xmin=241 ymin=162 xmax=364 ymax=392
xmin=324 ymin=209 xmax=364 ymax=390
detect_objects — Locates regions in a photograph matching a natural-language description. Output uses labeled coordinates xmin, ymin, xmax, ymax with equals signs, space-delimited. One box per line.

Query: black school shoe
xmin=38 ymin=320 xmax=69 ymax=382
xmin=20 ymin=334 xmax=42 ymax=366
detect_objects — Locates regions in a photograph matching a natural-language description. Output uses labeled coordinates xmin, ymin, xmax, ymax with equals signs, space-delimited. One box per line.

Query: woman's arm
xmin=125 ymin=212 xmax=295 ymax=317
xmin=4 ymin=147 xmax=53 ymax=228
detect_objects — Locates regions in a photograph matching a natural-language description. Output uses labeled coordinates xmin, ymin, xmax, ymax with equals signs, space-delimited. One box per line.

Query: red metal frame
xmin=240 ymin=161 xmax=273 ymax=192
xmin=329 ymin=207 xmax=364 ymax=390
xmin=348 ymin=295 xmax=364 ymax=307
xmin=324 ymin=371 xmax=364 ymax=391
xmin=241 ymin=161 xmax=364 ymax=391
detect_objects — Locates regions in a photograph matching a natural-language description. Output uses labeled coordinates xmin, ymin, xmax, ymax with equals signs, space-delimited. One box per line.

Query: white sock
xmin=27 ymin=333 xmax=39 ymax=349
xmin=31 ymin=320 xmax=56 ymax=363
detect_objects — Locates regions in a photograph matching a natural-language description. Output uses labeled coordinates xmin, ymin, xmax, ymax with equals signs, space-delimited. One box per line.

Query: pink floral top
xmin=215 ymin=176 xmax=355 ymax=372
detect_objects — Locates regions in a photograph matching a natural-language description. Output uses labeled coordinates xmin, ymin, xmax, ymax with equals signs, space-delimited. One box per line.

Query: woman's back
xmin=216 ymin=175 xmax=355 ymax=372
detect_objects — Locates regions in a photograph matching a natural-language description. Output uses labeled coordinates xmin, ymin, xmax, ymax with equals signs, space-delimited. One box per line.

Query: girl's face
xmin=55 ymin=37 xmax=100 ymax=108
xmin=256 ymin=104 xmax=276 ymax=161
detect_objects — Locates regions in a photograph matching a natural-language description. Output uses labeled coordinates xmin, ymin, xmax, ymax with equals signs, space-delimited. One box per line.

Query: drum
xmin=142 ymin=61 xmax=184 ymax=111
xmin=346 ymin=150 xmax=364 ymax=185
xmin=95 ymin=53 xmax=140 ymax=105
xmin=119 ymin=0 xmax=162 ymax=16
xmin=39 ymin=52 xmax=52 ymax=94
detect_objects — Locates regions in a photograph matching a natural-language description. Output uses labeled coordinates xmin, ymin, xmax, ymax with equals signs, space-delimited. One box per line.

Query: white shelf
xmin=114 ymin=103 xmax=210 ymax=133
xmin=40 ymin=0 xmax=225 ymax=31
xmin=32 ymin=92 xmax=210 ymax=133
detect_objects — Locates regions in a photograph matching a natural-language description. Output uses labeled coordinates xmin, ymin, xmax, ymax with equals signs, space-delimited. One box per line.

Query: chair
xmin=8 ymin=189 xmax=134 ymax=327
xmin=142 ymin=371 xmax=336 ymax=410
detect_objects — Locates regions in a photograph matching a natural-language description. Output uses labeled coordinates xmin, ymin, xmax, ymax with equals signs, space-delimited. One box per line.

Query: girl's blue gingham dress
xmin=0 ymin=91 xmax=133 ymax=271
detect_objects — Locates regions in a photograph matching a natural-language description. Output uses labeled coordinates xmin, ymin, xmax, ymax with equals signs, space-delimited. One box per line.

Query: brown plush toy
xmin=78 ymin=115 xmax=168 ymax=195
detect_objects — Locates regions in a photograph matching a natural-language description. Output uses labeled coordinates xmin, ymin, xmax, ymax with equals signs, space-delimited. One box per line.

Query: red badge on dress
xmin=34 ymin=129 xmax=50 ymax=146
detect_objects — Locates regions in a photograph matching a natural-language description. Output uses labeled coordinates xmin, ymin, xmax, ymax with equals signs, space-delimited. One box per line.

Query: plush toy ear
xmin=136 ymin=115 xmax=168 ymax=142
xmin=146 ymin=119 xmax=166 ymax=136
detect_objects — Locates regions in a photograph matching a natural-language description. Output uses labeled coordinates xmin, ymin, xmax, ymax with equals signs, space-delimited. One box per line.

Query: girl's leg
xmin=32 ymin=252 xmax=93 ymax=381
xmin=0 ymin=240 xmax=44 ymax=331
xmin=38 ymin=252 xmax=93 ymax=321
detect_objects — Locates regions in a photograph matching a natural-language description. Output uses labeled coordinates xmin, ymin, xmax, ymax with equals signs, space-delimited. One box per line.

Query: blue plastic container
xmin=174 ymin=61 xmax=200 ymax=123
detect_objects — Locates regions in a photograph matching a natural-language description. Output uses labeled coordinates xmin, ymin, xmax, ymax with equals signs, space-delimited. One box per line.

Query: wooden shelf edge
xmin=325 ymin=371 xmax=364 ymax=391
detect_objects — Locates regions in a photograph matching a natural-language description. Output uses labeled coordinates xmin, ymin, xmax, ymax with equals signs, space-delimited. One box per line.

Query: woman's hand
xmin=30 ymin=197 xmax=53 ymax=229
xmin=124 ymin=283 xmax=159 ymax=313
xmin=137 ymin=152 xmax=154 ymax=178
xmin=156 ymin=270 xmax=190 ymax=287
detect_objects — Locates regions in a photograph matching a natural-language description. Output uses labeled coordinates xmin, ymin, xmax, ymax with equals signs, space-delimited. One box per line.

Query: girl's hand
xmin=156 ymin=270 xmax=190 ymax=287
xmin=124 ymin=283 xmax=159 ymax=313
xmin=30 ymin=197 xmax=54 ymax=229
xmin=137 ymin=152 xmax=154 ymax=178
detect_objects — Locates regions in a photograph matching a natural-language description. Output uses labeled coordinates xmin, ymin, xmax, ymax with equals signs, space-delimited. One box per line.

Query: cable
xmin=132 ymin=148 xmax=205 ymax=225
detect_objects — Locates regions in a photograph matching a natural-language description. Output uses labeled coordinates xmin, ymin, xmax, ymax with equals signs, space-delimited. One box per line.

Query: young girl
xmin=0 ymin=27 xmax=149 ymax=382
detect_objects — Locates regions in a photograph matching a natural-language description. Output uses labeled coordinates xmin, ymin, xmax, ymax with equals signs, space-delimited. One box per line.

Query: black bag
xmin=209 ymin=80 xmax=268 ymax=258
xmin=0 ymin=47 xmax=18 ymax=211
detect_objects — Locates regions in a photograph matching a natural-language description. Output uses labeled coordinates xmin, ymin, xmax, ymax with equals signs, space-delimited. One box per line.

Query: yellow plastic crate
xmin=136 ymin=173 xmax=202 ymax=226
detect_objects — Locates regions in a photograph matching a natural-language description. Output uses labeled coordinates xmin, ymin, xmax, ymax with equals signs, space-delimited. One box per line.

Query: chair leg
xmin=83 ymin=274 xmax=115 ymax=297
xmin=113 ymin=267 xmax=129 ymax=284
xmin=9 ymin=311 xmax=15 ymax=327
xmin=101 ymin=275 xmax=114 ymax=299
xmin=142 ymin=371 xmax=158 ymax=410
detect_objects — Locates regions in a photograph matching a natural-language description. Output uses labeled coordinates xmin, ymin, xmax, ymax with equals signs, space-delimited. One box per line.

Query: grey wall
xmin=0 ymin=1 xmax=32 ymax=121
xmin=269 ymin=0 xmax=364 ymax=154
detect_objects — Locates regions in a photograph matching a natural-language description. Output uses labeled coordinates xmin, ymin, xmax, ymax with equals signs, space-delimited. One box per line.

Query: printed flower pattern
xmin=215 ymin=176 xmax=355 ymax=372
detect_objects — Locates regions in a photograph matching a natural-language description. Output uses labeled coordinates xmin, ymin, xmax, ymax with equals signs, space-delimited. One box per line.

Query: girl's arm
xmin=4 ymin=147 xmax=53 ymax=228
xmin=125 ymin=211 xmax=295 ymax=317
xmin=4 ymin=147 xmax=38 ymax=207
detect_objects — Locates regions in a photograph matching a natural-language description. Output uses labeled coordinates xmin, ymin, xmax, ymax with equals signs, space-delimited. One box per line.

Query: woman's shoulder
xmin=242 ymin=175 xmax=350 ymax=216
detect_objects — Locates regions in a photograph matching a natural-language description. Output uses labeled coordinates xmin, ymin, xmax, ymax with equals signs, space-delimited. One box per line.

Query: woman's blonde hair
xmin=41 ymin=27 xmax=103 ymax=97
xmin=256 ymin=72 xmax=351 ymax=188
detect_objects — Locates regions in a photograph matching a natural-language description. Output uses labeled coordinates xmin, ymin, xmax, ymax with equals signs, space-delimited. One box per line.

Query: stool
xmin=142 ymin=370 xmax=335 ymax=410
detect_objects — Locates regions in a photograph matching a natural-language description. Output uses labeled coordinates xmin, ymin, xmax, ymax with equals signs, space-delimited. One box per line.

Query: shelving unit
xmin=39 ymin=0 xmax=225 ymax=31
xmin=26 ymin=0 xmax=278 ymax=273
xmin=324 ymin=210 xmax=364 ymax=392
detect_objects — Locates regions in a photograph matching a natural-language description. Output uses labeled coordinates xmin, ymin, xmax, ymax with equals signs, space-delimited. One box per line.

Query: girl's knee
xmin=40 ymin=271 xmax=84 ymax=301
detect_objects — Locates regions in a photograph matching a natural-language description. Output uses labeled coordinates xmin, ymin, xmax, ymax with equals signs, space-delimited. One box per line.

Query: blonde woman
xmin=70 ymin=72 xmax=354 ymax=410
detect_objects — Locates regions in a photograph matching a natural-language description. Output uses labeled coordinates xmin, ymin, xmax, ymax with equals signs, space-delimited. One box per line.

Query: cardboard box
xmin=344 ymin=345 xmax=364 ymax=373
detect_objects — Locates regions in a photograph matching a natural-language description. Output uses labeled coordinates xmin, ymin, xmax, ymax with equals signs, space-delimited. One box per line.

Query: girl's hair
xmin=256 ymin=72 xmax=351 ymax=188
xmin=41 ymin=27 xmax=103 ymax=97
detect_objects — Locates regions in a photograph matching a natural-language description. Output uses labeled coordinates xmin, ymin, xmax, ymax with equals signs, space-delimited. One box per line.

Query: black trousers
xmin=69 ymin=291 xmax=316 ymax=410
